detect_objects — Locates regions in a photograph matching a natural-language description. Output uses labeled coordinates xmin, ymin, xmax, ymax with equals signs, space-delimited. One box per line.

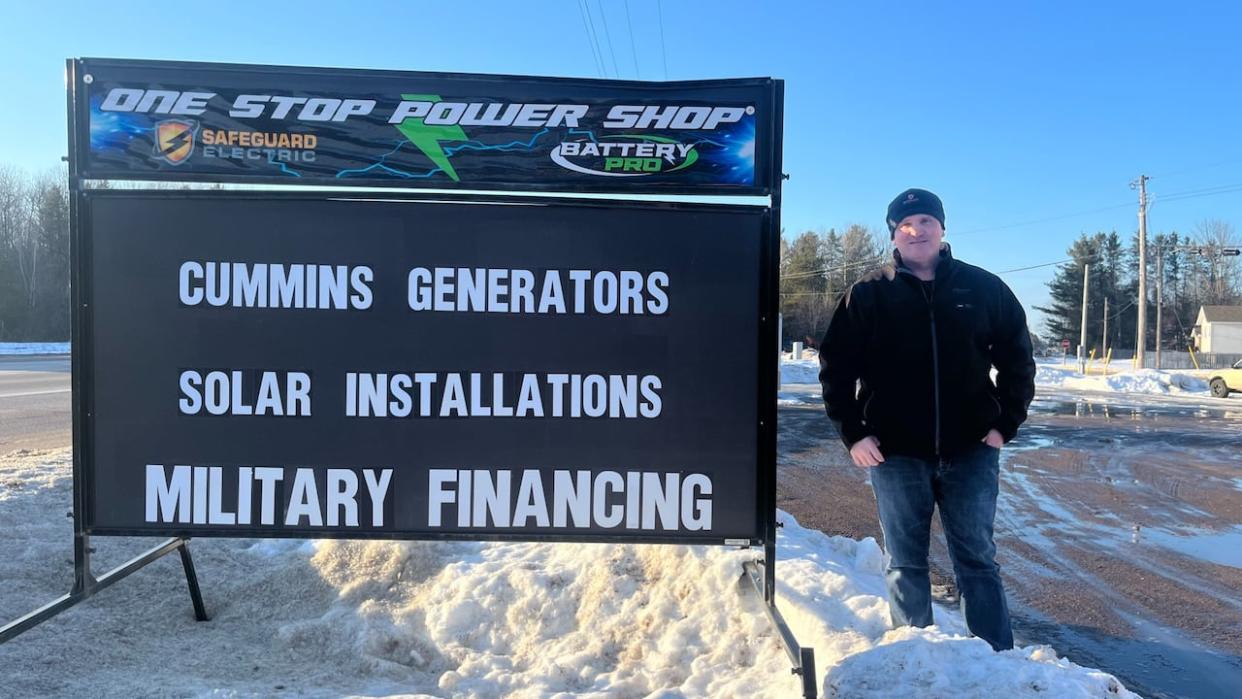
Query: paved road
xmin=0 ymin=355 xmax=71 ymax=453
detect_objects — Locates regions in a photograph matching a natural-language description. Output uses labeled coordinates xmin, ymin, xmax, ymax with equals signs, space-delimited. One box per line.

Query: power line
xmin=1152 ymin=182 xmax=1242 ymax=205
xmin=576 ymin=0 xmax=606 ymax=77
xmin=623 ymin=0 xmax=640 ymax=79
xmin=595 ymin=0 xmax=621 ymax=78
xmin=996 ymin=258 xmax=1080 ymax=274
xmin=656 ymin=0 xmax=669 ymax=79
xmin=952 ymin=203 xmax=1134 ymax=237
xmin=1151 ymin=157 xmax=1242 ymax=181
xmin=781 ymin=255 xmax=1099 ymax=295
xmin=1105 ymin=300 xmax=1135 ymax=322
xmin=781 ymin=255 xmax=887 ymax=279
xmin=784 ymin=247 xmax=1098 ymax=281
xmin=947 ymin=175 xmax=1242 ymax=238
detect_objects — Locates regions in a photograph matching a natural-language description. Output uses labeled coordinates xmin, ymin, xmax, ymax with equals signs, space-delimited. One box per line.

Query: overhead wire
xmin=623 ymin=0 xmax=641 ymax=79
xmin=595 ymin=0 xmax=621 ymax=78
xmin=780 ymin=167 xmax=1241 ymax=297
xmin=781 ymin=254 xmax=887 ymax=280
xmin=780 ymin=254 xmax=1097 ymax=295
xmin=953 ymin=177 xmax=1242 ymax=237
xmin=996 ymin=257 xmax=1093 ymax=274
xmin=1152 ymin=182 xmax=1242 ymax=205
xmin=951 ymin=203 xmax=1134 ymax=237
xmin=656 ymin=0 xmax=669 ymax=79
xmin=1150 ymin=157 xmax=1242 ymax=181
xmin=576 ymin=0 xmax=607 ymax=77
xmin=1099 ymin=300 xmax=1136 ymax=322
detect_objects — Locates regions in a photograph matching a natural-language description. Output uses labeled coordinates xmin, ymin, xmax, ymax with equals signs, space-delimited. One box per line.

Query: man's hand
xmin=849 ymin=436 xmax=885 ymax=468
xmin=981 ymin=429 xmax=1004 ymax=449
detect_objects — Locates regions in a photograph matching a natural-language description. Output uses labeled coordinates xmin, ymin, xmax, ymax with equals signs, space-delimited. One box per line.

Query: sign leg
xmin=177 ymin=539 xmax=210 ymax=622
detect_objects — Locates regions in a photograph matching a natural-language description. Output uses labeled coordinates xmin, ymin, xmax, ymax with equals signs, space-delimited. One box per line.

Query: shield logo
xmin=154 ymin=120 xmax=197 ymax=165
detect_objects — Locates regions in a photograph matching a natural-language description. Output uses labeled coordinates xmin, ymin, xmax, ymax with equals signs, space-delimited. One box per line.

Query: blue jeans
xmin=868 ymin=443 xmax=1014 ymax=651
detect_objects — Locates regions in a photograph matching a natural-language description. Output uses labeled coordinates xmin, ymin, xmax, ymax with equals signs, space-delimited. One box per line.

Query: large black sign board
xmin=74 ymin=58 xmax=776 ymax=195
xmin=82 ymin=192 xmax=769 ymax=543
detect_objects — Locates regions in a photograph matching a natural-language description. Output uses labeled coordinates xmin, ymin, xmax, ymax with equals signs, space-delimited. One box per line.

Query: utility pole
xmin=1131 ymin=175 xmax=1149 ymax=369
xmin=1156 ymin=246 xmax=1164 ymax=370
xmin=1079 ymin=262 xmax=1090 ymax=374
xmin=1102 ymin=296 xmax=1109 ymax=359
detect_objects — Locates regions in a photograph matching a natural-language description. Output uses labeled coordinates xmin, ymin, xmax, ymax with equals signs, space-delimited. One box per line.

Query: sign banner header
xmin=75 ymin=59 xmax=778 ymax=195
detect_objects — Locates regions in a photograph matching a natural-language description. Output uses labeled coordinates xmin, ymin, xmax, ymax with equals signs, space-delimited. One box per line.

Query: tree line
xmin=778 ymin=220 xmax=1241 ymax=356
xmin=1035 ymin=222 xmax=1240 ymax=355
xmin=779 ymin=224 xmax=885 ymax=349
xmin=0 ymin=166 xmax=70 ymax=341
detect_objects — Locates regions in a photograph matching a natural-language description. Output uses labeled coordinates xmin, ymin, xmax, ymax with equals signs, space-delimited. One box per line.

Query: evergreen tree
xmin=840 ymin=224 xmax=882 ymax=288
xmin=33 ymin=176 xmax=69 ymax=340
xmin=1034 ymin=234 xmax=1101 ymax=349
xmin=780 ymin=231 xmax=828 ymax=348
xmin=778 ymin=225 xmax=885 ymax=348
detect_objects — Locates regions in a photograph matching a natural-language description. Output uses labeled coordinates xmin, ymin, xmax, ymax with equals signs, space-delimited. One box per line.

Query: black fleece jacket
xmin=818 ymin=246 xmax=1036 ymax=459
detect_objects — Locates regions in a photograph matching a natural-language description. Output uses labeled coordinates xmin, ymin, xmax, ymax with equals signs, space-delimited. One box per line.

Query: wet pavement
xmin=776 ymin=384 xmax=1242 ymax=699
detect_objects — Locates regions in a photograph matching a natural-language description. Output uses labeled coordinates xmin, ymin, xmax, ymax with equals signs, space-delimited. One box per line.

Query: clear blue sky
xmin=3 ymin=0 xmax=1240 ymax=335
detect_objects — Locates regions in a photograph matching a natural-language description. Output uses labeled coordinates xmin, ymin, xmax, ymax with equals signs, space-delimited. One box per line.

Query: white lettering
xmin=145 ymin=464 xmax=191 ymax=523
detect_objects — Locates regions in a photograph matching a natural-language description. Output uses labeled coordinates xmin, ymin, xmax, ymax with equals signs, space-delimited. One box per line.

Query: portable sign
xmin=6 ymin=58 xmax=808 ymax=697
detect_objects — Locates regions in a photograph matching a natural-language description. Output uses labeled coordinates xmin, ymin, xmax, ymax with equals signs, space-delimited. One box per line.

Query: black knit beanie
xmin=886 ymin=188 xmax=945 ymax=238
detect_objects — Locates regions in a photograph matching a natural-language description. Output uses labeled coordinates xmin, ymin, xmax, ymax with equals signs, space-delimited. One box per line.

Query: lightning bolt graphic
xmin=160 ymin=127 xmax=192 ymax=156
xmin=393 ymin=94 xmax=468 ymax=182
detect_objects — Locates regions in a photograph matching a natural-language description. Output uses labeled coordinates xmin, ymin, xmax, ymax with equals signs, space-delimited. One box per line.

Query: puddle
xmin=1002 ymin=468 xmax=1080 ymax=525
xmin=778 ymin=391 xmax=819 ymax=406
xmin=1002 ymin=434 xmax=1056 ymax=453
xmin=1031 ymin=397 xmax=1242 ymax=421
xmin=1013 ymin=610 xmax=1242 ymax=699
xmin=1139 ymin=526 xmax=1242 ymax=569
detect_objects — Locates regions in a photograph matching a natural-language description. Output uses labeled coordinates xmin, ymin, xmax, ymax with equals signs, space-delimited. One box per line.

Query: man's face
xmin=892 ymin=214 xmax=945 ymax=266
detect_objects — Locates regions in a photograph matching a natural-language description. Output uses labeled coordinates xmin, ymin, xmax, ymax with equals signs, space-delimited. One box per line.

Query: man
xmin=818 ymin=188 xmax=1035 ymax=651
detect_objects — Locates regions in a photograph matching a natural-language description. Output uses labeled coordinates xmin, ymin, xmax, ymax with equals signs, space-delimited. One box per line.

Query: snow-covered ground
xmin=781 ymin=349 xmax=820 ymax=385
xmin=780 ymin=354 xmax=1218 ymax=399
xmin=0 ymin=449 xmax=1135 ymax=697
xmin=1031 ymin=361 xmax=1209 ymax=395
xmin=0 ymin=342 xmax=70 ymax=355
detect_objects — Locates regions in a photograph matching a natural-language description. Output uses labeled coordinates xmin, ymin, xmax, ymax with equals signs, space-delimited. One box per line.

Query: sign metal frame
xmin=2 ymin=56 xmax=811 ymax=699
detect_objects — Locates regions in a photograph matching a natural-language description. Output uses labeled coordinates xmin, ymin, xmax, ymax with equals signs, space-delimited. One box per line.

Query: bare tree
xmin=0 ymin=165 xmax=71 ymax=339
xmin=839 ymin=223 xmax=885 ymax=288
xmin=1193 ymin=219 xmax=1241 ymax=305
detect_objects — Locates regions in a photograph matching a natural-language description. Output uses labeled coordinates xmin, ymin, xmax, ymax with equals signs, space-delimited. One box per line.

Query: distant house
xmin=1193 ymin=306 xmax=1242 ymax=353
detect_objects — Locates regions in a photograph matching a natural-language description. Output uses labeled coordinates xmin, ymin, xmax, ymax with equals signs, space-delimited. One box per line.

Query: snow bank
xmin=1035 ymin=362 xmax=1208 ymax=395
xmin=820 ymin=627 xmax=1133 ymax=697
xmin=781 ymin=358 xmax=820 ymax=385
xmin=0 ymin=342 xmax=70 ymax=355
xmin=784 ymin=354 xmax=1209 ymax=397
xmin=0 ymin=451 xmax=1135 ymax=697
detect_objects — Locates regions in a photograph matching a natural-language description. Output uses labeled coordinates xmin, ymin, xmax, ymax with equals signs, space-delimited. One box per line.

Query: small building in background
xmin=1193 ymin=305 xmax=1242 ymax=353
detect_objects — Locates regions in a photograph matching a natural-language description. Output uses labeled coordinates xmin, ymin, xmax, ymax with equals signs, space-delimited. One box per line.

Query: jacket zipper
xmin=919 ymin=280 xmax=942 ymax=456
xmin=896 ymin=249 xmax=950 ymax=457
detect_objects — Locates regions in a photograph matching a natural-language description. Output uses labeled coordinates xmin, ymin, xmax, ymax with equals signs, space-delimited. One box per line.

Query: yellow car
xmin=1209 ymin=359 xmax=1242 ymax=398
